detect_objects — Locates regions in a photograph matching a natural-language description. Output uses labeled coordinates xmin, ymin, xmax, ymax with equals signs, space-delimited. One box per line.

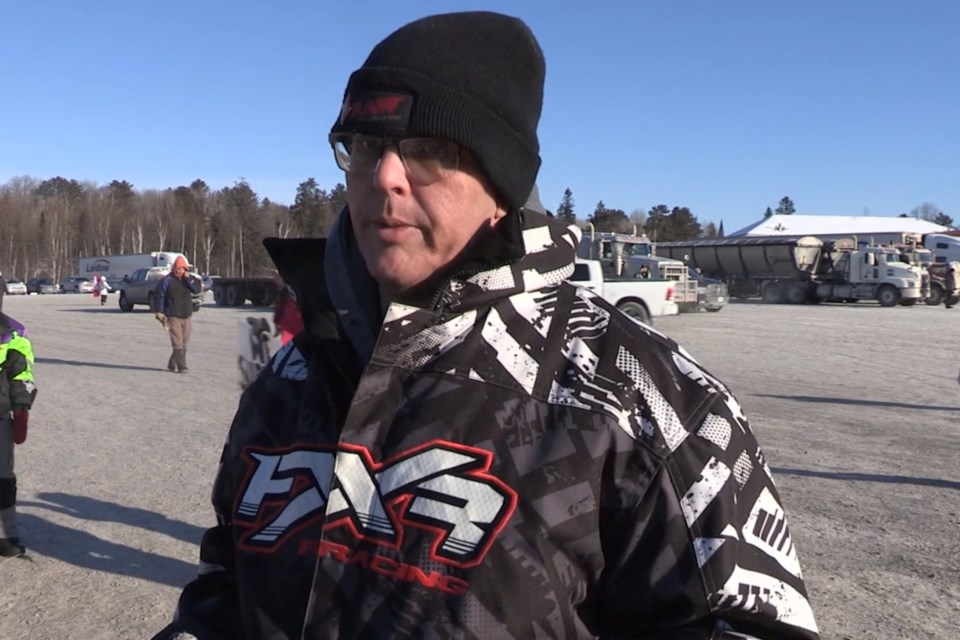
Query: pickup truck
xmin=686 ymin=267 xmax=728 ymax=312
xmin=117 ymin=267 xmax=203 ymax=312
xmin=569 ymin=259 xmax=679 ymax=324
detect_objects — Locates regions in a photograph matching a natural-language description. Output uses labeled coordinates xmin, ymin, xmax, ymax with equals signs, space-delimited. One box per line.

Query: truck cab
xmin=820 ymin=243 xmax=927 ymax=306
xmin=895 ymin=240 xmax=959 ymax=306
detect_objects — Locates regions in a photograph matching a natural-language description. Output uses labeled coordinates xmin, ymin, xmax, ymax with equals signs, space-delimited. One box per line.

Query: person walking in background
xmin=92 ymin=272 xmax=111 ymax=306
xmin=154 ymin=256 xmax=202 ymax=373
xmin=0 ymin=311 xmax=37 ymax=558
xmin=155 ymin=11 xmax=818 ymax=639
xmin=272 ymin=276 xmax=304 ymax=345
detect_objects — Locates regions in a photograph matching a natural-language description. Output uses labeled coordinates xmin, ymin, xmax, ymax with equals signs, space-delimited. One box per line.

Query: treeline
xmin=2 ymin=175 xmax=725 ymax=281
xmin=4 ymin=173 xmax=951 ymax=282
xmin=553 ymin=188 xmax=724 ymax=242
xmin=0 ymin=176 xmax=346 ymax=281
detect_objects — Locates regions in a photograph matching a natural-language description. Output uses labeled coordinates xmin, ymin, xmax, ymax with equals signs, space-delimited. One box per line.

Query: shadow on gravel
xmin=16 ymin=493 xmax=205 ymax=586
xmin=35 ymin=356 xmax=161 ymax=372
xmin=753 ymin=393 xmax=960 ymax=411
xmin=772 ymin=467 xmax=960 ymax=490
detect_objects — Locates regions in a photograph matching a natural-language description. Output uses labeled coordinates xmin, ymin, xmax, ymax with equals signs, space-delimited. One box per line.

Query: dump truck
xmin=655 ymin=235 xmax=927 ymax=307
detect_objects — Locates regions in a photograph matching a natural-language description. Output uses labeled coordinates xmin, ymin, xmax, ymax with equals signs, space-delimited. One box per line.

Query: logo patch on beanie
xmin=339 ymin=91 xmax=413 ymax=129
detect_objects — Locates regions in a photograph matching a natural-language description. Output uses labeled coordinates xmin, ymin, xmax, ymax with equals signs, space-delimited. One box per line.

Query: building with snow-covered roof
xmin=729 ymin=214 xmax=947 ymax=244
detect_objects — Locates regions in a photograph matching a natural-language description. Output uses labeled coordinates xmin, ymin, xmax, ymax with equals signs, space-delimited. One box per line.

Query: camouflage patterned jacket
xmin=160 ymin=211 xmax=819 ymax=640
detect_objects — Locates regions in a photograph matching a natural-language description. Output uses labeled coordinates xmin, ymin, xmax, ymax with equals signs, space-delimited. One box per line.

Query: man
xmin=156 ymin=11 xmax=819 ymax=639
xmin=155 ymin=255 xmax=202 ymax=373
xmin=0 ymin=312 xmax=37 ymax=558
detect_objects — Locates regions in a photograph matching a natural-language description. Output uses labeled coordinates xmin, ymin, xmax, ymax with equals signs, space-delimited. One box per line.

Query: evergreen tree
xmin=665 ymin=206 xmax=701 ymax=241
xmin=646 ymin=204 xmax=670 ymax=241
xmin=763 ymin=207 xmax=773 ymax=219
xmin=774 ymin=196 xmax=795 ymax=215
xmin=587 ymin=200 xmax=629 ymax=232
xmin=933 ymin=212 xmax=954 ymax=228
xmin=291 ymin=178 xmax=330 ymax=236
xmin=556 ymin=188 xmax=576 ymax=224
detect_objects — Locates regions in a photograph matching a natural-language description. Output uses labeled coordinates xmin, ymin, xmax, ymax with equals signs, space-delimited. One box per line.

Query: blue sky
xmin=3 ymin=0 xmax=957 ymax=232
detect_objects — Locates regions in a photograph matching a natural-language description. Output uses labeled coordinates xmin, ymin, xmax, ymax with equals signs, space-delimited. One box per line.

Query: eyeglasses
xmin=329 ymin=133 xmax=460 ymax=185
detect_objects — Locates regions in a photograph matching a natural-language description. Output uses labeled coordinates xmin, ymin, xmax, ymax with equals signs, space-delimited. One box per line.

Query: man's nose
xmin=372 ymin=148 xmax=409 ymax=192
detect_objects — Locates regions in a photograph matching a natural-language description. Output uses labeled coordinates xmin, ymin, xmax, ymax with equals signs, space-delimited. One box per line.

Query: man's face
xmin=345 ymin=144 xmax=506 ymax=301
xmin=174 ymin=265 xmax=186 ymax=278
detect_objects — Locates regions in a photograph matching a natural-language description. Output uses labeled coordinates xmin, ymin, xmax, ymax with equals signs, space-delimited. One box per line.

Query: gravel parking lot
xmin=0 ymin=293 xmax=957 ymax=639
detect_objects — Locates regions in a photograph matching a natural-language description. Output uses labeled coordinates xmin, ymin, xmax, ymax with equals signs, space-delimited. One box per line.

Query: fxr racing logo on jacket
xmin=234 ymin=440 xmax=518 ymax=589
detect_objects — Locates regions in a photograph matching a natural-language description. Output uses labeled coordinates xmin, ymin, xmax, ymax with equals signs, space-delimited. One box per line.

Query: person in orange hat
xmin=154 ymin=256 xmax=203 ymax=373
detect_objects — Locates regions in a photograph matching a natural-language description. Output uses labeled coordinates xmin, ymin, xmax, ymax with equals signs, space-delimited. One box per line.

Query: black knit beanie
xmin=331 ymin=11 xmax=545 ymax=213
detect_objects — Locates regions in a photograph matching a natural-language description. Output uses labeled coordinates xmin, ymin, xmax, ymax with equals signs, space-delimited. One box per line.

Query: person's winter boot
xmin=167 ymin=352 xmax=177 ymax=372
xmin=176 ymin=348 xmax=188 ymax=373
xmin=0 ymin=537 xmax=25 ymax=558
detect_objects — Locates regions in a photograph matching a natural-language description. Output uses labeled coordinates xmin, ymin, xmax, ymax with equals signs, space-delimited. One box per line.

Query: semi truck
xmin=655 ymin=235 xmax=927 ymax=307
xmin=896 ymin=234 xmax=960 ymax=306
xmin=78 ymin=251 xmax=187 ymax=280
xmin=914 ymin=233 xmax=960 ymax=264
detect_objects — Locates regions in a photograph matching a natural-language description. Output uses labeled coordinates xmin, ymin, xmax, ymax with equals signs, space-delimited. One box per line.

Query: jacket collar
xmin=263 ymin=208 xmax=581 ymax=363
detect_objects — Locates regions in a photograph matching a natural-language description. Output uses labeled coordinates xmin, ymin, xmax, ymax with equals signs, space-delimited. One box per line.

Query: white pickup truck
xmin=570 ymin=259 xmax=679 ymax=324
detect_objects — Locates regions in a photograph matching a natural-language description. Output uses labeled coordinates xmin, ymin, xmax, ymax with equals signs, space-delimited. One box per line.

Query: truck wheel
xmin=926 ymin=284 xmax=944 ymax=306
xmin=785 ymin=282 xmax=807 ymax=305
xmin=617 ymin=301 xmax=651 ymax=325
xmin=225 ymin=285 xmax=240 ymax=307
xmin=119 ymin=292 xmax=133 ymax=312
xmin=877 ymin=285 xmax=901 ymax=307
xmin=761 ymin=282 xmax=784 ymax=304
xmin=213 ymin=287 xmax=225 ymax=306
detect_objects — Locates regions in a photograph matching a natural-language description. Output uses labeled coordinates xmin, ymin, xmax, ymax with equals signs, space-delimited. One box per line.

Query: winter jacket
xmin=0 ymin=313 xmax=37 ymax=415
xmin=92 ymin=275 xmax=111 ymax=296
xmin=157 ymin=211 xmax=819 ymax=640
xmin=156 ymin=273 xmax=202 ymax=319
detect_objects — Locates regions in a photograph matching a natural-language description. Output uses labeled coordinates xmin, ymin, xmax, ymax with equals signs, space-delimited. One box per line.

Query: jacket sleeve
xmin=154 ymin=277 xmax=170 ymax=314
xmin=151 ymin=522 xmax=243 ymax=640
xmin=3 ymin=332 xmax=38 ymax=410
xmin=186 ymin=275 xmax=203 ymax=294
xmin=601 ymin=379 xmax=819 ymax=638
xmin=153 ymin=437 xmax=244 ymax=639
